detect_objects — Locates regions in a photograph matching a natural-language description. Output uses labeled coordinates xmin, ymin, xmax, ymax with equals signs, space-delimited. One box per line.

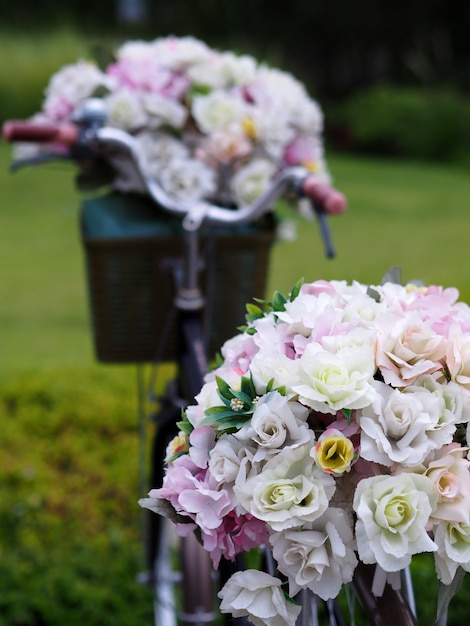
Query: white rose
xmin=275 ymin=291 xmax=338 ymax=337
xmin=192 ymin=90 xmax=247 ymax=134
xmin=230 ymin=158 xmax=276 ymax=206
xmin=270 ymin=508 xmax=357 ymax=600
xmin=293 ymin=342 xmax=376 ymax=414
xmin=151 ymin=36 xmax=212 ymax=70
xmin=358 ymin=378 xmax=458 ymax=467
xmin=136 ymin=131 xmax=189 ymax=179
xmin=218 ymin=570 xmax=301 ymax=626
xmin=218 ymin=52 xmax=258 ymax=86
xmin=446 ymin=328 xmax=470 ymax=395
xmin=353 ymin=473 xmax=438 ymax=572
xmin=234 ymin=444 xmax=335 ymax=531
xmin=249 ymin=348 xmax=300 ymax=398
xmin=434 ymin=520 xmax=470 ymax=585
xmin=251 ymin=108 xmax=296 ymax=160
xmin=376 ymin=312 xmax=446 ymax=386
xmin=141 ymin=93 xmax=187 ymax=129
xmin=234 ymin=391 xmax=312 ymax=460
xmin=208 ymin=434 xmax=257 ymax=486
xmin=158 ymin=158 xmax=216 ymax=203
xmin=44 ymin=60 xmax=110 ymax=112
xmin=105 ymin=89 xmax=147 ymax=130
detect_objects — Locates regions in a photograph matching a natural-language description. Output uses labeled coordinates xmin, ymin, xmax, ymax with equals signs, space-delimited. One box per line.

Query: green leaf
xmin=246 ymin=303 xmax=263 ymax=316
xmin=289 ymin=277 xmax=304 ymax=301
xmin=253 ymin=297 xmax=271 ymax=307
xmin=241 ymin=374 xmax=257 ymax=399
xmin=230 ymin=389 xmax=252 ymax=406
xmin=215 ymin=376 xmax=235 ymax=401
xmin=176 ymin=417 xmax=194 ymax=435
xmin=272 ymin=290 xmax=287 ymax=312
xmin=342 ymin=408 xmax=352 ymax=423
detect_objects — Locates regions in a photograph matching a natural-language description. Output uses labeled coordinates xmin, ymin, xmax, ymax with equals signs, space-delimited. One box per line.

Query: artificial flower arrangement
xmin=140 ymin=274 xmax=470 ymax=625
xmin=19 ymin=35 xmax=330 ymax=207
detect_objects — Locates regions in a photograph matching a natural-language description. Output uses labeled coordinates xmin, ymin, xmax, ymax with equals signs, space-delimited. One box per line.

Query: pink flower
xmin=107 ymin=59 xmax=190 ymax=99
xmin=189 ymin=425 xmax=216 ymax=469
xmin=283 ymin=135 xmax=323 ymax=171
xmin=202 ymin=511 xmax=269 ymax=567
xmin=178 ymin=486 xmax=232 ymax=534
xmin=375 ymin=312 xmax=446 ymax=386
xmin=149 ymin=454 xmax=201 ymax=514
xmin=425 ymin=444 xmax=470 ymax=524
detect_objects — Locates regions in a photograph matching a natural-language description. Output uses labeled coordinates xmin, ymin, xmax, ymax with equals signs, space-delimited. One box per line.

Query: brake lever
xmin=9 ymin=152 xmax=74 ymax=172
xmin=312 ymin=202 xmax=335 ymax=259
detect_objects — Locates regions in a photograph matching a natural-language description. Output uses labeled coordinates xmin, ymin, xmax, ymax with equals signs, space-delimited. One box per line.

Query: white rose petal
xmin=270 ymin=508 xmax=357 ymax=600
xmin=234 ymin=444 xmax=335 ymax=531
xmin=353 ymin=473 xmax=438 ymax=572
xmin=293 ymin=342 xmax=376 ymax=414
xmin=218 ymin=570 xmax=301 ymax=626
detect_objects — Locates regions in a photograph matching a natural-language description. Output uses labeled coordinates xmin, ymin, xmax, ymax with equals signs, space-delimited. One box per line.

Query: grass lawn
xmin=2 ymin=140 xmax=470 ymax=625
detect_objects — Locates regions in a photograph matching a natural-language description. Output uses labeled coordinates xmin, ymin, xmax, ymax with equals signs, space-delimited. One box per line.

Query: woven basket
xmin=81 ymin=192 xmax=275 ymax=363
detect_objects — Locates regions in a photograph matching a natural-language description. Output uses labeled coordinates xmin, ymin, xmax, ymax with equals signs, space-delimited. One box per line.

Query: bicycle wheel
xmin=153 ymin=514 xmax=215 ymax=626
xmin=147 ymin=402 xmax=217 ymax=626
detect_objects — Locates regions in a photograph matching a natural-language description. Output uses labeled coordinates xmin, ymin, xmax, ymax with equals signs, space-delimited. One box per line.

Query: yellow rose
xmin=165 ymin=432 xmax=189 ymax=462
xmin=314 ymin=429 xmax=355 ymax=476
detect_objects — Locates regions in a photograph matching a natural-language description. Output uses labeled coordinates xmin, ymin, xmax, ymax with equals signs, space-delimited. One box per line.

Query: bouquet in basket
xmin=17 ymin=35 xmax=331 ymax=208
xmin=140 ymin=275 xmax=470 ymax=625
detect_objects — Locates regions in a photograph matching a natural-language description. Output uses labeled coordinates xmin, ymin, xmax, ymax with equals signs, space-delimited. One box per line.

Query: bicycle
xmin=3 ymin=100 xmax=426 ymax=626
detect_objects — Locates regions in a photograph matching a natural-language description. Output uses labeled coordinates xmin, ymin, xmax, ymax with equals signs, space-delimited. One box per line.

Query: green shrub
xmin=0 ymin=28 xmax=111 ymax=123
xmin=330 ymin=85 xmax=470 ymax=163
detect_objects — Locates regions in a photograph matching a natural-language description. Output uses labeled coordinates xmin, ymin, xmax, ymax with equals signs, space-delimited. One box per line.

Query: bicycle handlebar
xmin=2 ymin=115 xmax=346 ymax=242
xmin=3 ymin=120 xmax=79 ymax=145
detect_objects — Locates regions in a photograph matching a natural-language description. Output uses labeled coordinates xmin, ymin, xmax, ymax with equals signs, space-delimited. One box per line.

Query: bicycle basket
xmin=81 ymin=192 xmax=275 ymax=363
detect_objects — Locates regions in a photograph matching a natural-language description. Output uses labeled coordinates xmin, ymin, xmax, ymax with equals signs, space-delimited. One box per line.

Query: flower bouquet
xmin=140 ymin=275 xmax=470 ymax=625
xmin=18 ymin=35 xmax=331 ymax=207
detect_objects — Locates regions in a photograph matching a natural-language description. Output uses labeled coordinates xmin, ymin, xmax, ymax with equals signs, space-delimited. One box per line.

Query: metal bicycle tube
xmin=352 ymin=562 xmax=418 ymax=626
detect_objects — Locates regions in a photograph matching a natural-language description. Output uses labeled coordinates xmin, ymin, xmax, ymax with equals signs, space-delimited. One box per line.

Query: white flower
xmin=234 ymin=444 xmax=335 ymax=531
xmin=434 ymin=520 xmax=470 ymax=585
xmin=446 ymin=328 xmax=470 ymax=395
xmin=151 ymin=36 xmax=212 ymax=70
xmin=375 ymin=312 xmax=446 ymax=387
xmin=230 ymin=158 xmax=277 ymax=206
xmin=358 ymin=378 xmax=459 ymax=467
xmin=218 ymin=570 xmax=301 ymax=626
xmin=249 ymin=348 xmax=300 ymax=398
xmin=141 ymin=92 xmax=187 ymax=129
xmin=270 ymin=508 xmax=358 ymax=600
xmin=192 ymin=90 xmax=248 ymax=134
xmin=275 ymin=291 xmax=339 ymax=338
xmin=424 ymin=444 xmax=470 ymax=524
xmin=208 ymin=434 xmax=257 ymax=486
xmin=234 ymin=391 xmax=313 ymax=461
xmin=44 ymin=60 xmax=110 ymax=119
xmin=105 ymin=89 xmax=147 ymax=130
xmin=158 ymin=158 xmax=216 ymax=203
xmin=293 ymin=342 xmax=376 ymax=414
xmin=353 ymin=473 xmax=438 ymax=572
xmin=251 ymin=108 xmax=296 ymax=160
xmin=136 ymin=131 xmax=189 ymax=179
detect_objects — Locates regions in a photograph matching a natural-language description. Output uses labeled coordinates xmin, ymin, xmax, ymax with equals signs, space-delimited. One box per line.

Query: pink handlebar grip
xmin=2 ymin=120 xmax=79 ymax=145
xmin=302 ymin=177 xmax=347 ymax=215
